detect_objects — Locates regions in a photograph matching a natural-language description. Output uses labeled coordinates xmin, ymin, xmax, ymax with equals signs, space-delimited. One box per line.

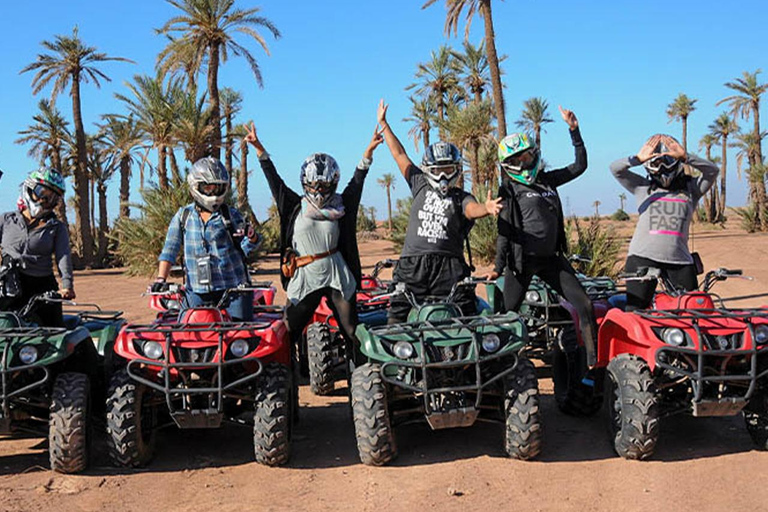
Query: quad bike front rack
xmin=124 ymin=320 xmax=272 ymax=429
xmin=633 ymin=307 xmax=768 ymax=415
xmin=370 ymin=314 xmax=524 ymax=429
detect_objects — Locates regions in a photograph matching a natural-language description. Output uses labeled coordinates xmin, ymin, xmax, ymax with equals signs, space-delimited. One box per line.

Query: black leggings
xmin=9 ymin=273 xmax=63 ymax=327
xmin=624 ymin=255 xmax=697 ymax=311
xmin=503 ymin=254 xmax=596 ymax=360
xmin=284 ymin=287 xmax=359 ymax=348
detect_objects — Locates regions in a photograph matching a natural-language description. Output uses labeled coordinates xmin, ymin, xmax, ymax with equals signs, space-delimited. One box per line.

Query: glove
xmin=150 ymin=279 xmax=169 ymax=293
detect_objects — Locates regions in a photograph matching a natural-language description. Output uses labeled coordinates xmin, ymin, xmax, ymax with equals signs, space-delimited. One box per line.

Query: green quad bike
xmin=0 ymin=292 xmax=124 ymax=473
xmin=351 ymin=278 xmax=541 ymax=466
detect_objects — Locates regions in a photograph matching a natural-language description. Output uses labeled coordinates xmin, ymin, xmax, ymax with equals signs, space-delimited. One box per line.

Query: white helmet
xmin=422 ymin=142 xmax=462 ymax=195
xmin=300 ymin=153 xmax=340 ymax=208
xmin=187 ymin=157 xmax=230 ymax=212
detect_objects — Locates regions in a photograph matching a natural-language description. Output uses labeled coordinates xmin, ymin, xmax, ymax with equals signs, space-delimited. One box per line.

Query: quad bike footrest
xmin=171 ymin=409 xmax=224 ymax=429
xmin=426 ymin=407 xmax=479 ymax=430
xmin=691 ymin=398 xmax=747 ymax=417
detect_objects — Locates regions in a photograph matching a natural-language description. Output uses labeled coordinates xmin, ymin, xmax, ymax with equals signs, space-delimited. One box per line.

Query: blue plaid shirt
xmin=159 ymin=204 xmax=257 ymax=293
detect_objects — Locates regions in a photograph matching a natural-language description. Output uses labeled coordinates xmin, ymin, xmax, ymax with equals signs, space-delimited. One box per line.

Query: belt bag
xmin=281 ymin=248 xmax=338 ymax=279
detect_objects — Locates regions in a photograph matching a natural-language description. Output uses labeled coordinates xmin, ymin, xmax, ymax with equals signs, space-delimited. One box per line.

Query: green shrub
xmin=731 ymin=205 xmax=765 ymax=233
xmin=565 ymin=215 xmax=623 ymax=278
xmin=257 ymin=203 xmax=280 ymax=254
xmin=390 ymin=196 xmax=413 ymax=250
xmin=357 ymin=204 xmax=377 ymax=232
xmin=610 ymin=209 xmax=630 ymax=221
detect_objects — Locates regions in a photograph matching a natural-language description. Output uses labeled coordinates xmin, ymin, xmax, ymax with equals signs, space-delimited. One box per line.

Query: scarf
xmin=302 ymin=194 xmax=345 ymax=221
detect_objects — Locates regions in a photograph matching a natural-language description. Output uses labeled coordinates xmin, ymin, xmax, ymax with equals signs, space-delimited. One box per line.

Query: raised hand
xmin=559 ymin=105 xmax=578 ymax=130
xmin=484 ymin=189 xmax=503 ymax=217
xmin=364 ymin=125 xmax=386 ymax=160
xmin=244 ymin=121 xmax=265 ymax=151
xmin=659 ymin=134 xmax=686 ymax=159
xmin=377 ymin=99 xmax=389 ymax=126
xmin=637 ymin=134 xmax=662 ymax=163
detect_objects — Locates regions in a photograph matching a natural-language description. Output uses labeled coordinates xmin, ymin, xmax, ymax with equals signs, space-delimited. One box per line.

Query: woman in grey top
xmin=0 ymin=168 xmax=74 ymax=326
xmin=610 ymin=134 xmax=719 ymax=310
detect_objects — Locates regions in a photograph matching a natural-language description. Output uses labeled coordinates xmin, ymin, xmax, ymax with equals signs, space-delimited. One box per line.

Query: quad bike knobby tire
xmin=307 ymin=322 xmax=337 ymax=396
xmin=49 ymin=372 xmax=90 ymax=473
xmin=253 ymin=362 xmax=292 ymax=466
xmin=106 ymin=367 xmax=157 ymax=467
xmin=351 ymin=363 xmax=397 ymax=466
xmin=605 ymin=354 xmax=659 ymax=460
xmin=552 ymin=325 xmax=602 ymax=416
xmin=744 ymin=392 xmax=768 ymax=450
xmin=503 ymin=357 xmax=542 ymax=460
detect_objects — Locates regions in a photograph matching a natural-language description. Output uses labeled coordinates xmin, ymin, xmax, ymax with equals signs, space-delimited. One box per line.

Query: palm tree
xmin=516 ymin=97 xmax=553 ymax=150
xmin=233 ymin=124 xmax=253 ymax=217
xmin=157 ymin=0 xmax=280 ymax=159
xmin=666 ymin=93 xmax=697 ymax=151
xmin=403 ymin=96 xmax=434 ymax=152
xmin=407 ymin=46 xmax=463 ymax=138
xmin=173 ymin=88 xmax=215 ymax=164
xmin=220 ymin=87 xmax=243 ymax=177
xmin=593 ymin=200 xmax=601 ymax=217
xmin=423 ymin=0 xmax=508 ymax=138
xmin=377 ymin=173 xmax=396 ymax=232
xmin=708 ymin=113 xmax=739 ymax=218
xmin=98 ymin=115 xmax=143 ymax=219
xmin=438 ymin=100 xmax=496 ymax=191
xmin=618 ymin=193 xmax=627 ymax=212
xmin=717 ymin=70 xmax=768 ymax=229
xmin=699 ymin=133 xmax=720 ymax=222
xmin=21 ymin=26 xmax=133 ymax=267
xmin=451 ymin=40 xmax=490 ymax=103
xmin=116 ymin=74 xmax=182 ymax=189
xmin=732 ymin=131 xmax=767 ymax=229
xmin=15 ymin=99 xmax=72 ymax=232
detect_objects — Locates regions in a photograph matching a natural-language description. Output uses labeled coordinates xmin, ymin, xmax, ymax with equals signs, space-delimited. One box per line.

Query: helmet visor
xmin=30 ymin=184 xmax=59 ymax=208
xmin=646 ymin=155 xmax=679 ymax=174
xmin=198 ymin=183 xmax=227 ymax=197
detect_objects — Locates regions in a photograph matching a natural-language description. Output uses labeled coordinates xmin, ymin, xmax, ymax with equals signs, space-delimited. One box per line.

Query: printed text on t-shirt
xmin=417 ymin=190 xmax=452 ymax=243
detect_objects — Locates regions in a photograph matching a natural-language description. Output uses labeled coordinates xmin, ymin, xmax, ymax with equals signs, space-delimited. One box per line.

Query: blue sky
xmin=0 ymin=0 xmax=765 ymax=220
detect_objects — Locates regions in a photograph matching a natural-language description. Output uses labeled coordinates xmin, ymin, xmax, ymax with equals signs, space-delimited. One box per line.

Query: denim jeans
xmin=184 ymin=288 xmax=253 ymax=321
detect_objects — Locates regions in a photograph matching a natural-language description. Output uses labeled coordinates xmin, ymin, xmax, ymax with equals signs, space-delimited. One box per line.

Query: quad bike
xmin=301 ymin=259 xmax=396 ymax=396
xmin=106 ymin=286 xmax=294 ymax=468
xmin=350 ymin=278 xmax=541 ymax=466
xmin=0 ymin=292 xmax=124 ymax=473
xmin=557 ymin=266 xmax=768 ymax=460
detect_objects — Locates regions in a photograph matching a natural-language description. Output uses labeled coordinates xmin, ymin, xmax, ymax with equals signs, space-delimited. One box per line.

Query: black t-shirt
xmin=400 ymin=165 xmax=475 ymax=258
xmin=511 ymin=180 xmax=561 ymax=257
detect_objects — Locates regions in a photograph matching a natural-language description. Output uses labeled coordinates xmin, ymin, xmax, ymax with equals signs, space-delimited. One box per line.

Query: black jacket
xmin=258 ymin=156 xmax=368 ymax=291
xmin=494 ymin=128 xmax=587 ymax=275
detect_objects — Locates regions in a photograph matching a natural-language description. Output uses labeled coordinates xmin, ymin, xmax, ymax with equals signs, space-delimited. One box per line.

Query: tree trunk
xmin=90 ymin=176 xmax=95 ymax=238
xmin=534 ymin=125 xmax=541 ymax=151
xmin=480 ymin=0 xmax=506 ymax=139
xmin=119 ymin=156 xmax=131 ymax=219
xmin=225 ymin=113 xmax=234 ymax=181
xmin=96 ymin=181 xmax=109 ymax=267
xmin=157 ymin=144 xmax=168 ymax=189
xmin=472 ymin=140 xmax=481 ymax=193
xmin=386 ymin=185 xmax=393 ymax=232
xmin=719 ymin=137 xmax=728 ymax=218
xmin=708 ymin=185 xmax=720 ymax=223
xmin=681 ymin=116 xmax=688 ymax=152
xmin=70 ymin=75 xmax=94 ymax=268
xmin=50 ymin=148 xmax=70 ymax=236
xmin=423 ymin=129 xmax=431 ymax=153
xmin=168 ymin=147 xmax=181 ymax=185
xmin=752 ymin=101 xmax=767 ymax=230
xmin=237 ymin=141 xmax=251 ymax=215
xmin=208 ymin=43 xmax=222 ymax=159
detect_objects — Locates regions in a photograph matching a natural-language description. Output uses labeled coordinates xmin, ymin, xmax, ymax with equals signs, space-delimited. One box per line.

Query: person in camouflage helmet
xmin=0 ymin=168 xmax=73 ymax=326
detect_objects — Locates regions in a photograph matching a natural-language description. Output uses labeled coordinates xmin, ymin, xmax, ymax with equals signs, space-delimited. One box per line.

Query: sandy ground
xmin=1 ymin=224 xmax=767 ymax=512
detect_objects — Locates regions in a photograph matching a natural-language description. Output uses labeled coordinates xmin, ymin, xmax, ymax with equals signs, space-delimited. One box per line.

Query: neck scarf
xmin=302 ymin=194 xmax=345 ymax=221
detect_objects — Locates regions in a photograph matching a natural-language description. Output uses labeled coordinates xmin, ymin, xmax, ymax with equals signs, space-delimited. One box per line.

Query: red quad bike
xmin=557 ymin=266 xmax=768 ymax=460
xmin=106 ymin=286 xmax=294 ymax=467
xmin=301 ymin=259 xmax=395 ymax=395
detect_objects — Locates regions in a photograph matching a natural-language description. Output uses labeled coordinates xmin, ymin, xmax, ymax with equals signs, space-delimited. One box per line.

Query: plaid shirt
xmin=159 ymin=204 xmax=257 ymax=293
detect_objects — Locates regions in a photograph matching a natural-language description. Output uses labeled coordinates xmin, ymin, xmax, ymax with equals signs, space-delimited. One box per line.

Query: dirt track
xmin=1 ymin=226 xmax=767 ymax=512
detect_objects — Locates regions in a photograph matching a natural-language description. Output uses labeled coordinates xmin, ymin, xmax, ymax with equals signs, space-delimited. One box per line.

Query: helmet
xmin=422 ymin=142 xmax=462 ymax=195
xmin=21 ymin=168 xmax=65 ymax=218
xmin=187 ymin=157 xmax=230 ymax=212
xmin=300 ymin=153 xmax=341 ymax=208
xmin=498 ymin=133 xmax=541 ymax=185
xmin=644 ymin=136 xmax=683 ymax=189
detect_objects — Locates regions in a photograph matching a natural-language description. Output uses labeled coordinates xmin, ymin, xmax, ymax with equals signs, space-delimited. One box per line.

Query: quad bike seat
xmin=608 ymin=294 xmax=627 ymax=311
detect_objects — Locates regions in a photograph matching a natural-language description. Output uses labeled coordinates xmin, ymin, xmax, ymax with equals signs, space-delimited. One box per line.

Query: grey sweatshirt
xmin=0 ymin=211 xmax=74 ymax=289
xmin=610 ymin=154 xmax=719 ymax=264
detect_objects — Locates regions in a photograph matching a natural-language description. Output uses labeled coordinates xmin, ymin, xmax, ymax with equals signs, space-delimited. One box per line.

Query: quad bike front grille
xmin=171 ymin=346 xmax=217 ymax=364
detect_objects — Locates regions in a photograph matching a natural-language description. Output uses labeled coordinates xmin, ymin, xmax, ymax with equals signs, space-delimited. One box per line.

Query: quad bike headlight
xmin=164 ymin=298 xmax=181 ymax=311
xmin=525 ymin=291 xmax=542 ymax=303
xmin=230 ymin=339 xmax=250 ymax=358
xmin=661 ymin=328 xmax=686 ymax=347
xmin=393 ymin=341 xmax=414 ymax=359
xmin=482 ymin=333 xmax=502 ymax=353
xmin=754 ymin=325 xmax=768 ymax=345
xmin=18 ymin=345 xmax=39 ymax=365
xmin=142 ymin=341 xmax=164 ymax=360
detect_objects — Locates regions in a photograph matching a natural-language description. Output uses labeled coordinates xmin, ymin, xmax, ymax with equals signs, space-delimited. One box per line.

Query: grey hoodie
xmin=610 ymin=154 xmax=719 ymax=265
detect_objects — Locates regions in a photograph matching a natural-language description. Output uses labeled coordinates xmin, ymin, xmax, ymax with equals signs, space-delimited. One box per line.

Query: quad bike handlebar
xmin=619 ymin=266 xmax=752 ymax=295
xmin=379 ymin=277 xmax=494 ymax=309
xmin=371 ymin=258 xmax=398 ymax=279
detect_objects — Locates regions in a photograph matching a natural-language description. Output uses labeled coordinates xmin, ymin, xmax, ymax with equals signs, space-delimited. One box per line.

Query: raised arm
xmin=544 ymin=107 xmax=588 ymax=188
xmin=342 ymin=125 xmax=385 ymax=205
xmin=377 ymin=99 xmax=416 ymax=180
xmin=610 ymin=134 xmax=659 ymax=193
xmin=245 ymin=121 xmax=301 ymax=210
xmin=688 ymin=154 xmax=720 ymax=200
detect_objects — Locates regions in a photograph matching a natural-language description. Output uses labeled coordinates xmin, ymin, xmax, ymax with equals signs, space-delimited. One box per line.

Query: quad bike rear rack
xmin=124 ymin=321 xmax=272 ymax=429
xmin=370 ymin=314 xmax=523 ymax=428
xmin=633 ymin=308 xmax=768 ymax=415
xmin=0 ymin=327 xmax=66 ymax=431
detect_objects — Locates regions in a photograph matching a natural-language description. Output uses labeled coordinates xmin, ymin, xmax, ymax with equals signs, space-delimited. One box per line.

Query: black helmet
xmin=644 ymin=137 xmax=683 ymax=189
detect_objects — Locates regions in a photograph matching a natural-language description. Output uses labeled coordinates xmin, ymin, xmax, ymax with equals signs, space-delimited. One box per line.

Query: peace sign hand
xmin=364 ymin=125 xmax=386 ymax=159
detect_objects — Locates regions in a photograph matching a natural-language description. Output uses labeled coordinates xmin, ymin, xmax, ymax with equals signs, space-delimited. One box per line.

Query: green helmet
xmin=498 ymin=133 xmax=541 ymax=185
xmin=26 ymin=168 xmax=66 ymax=196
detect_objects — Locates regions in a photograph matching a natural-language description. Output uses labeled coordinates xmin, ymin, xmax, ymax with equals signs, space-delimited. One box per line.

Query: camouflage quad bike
xmin=351 ymin=278 xmax=541 ymax=466
xmin=0 ymin=292 xmax=124 ymax=473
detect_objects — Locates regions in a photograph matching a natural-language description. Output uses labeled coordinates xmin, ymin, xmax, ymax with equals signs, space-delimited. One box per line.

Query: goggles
xmin=645 ymin=155 xmax=679 ymax=174
xmin=502 ymin=149 xmax=537 ymax=171
xmin=424 ymin=164 xmax=459 ymax=180
xmin=29 ymin=184 xmax=59 ymax=207
xmin=304 ymin=181 xmax=335 ymax=194
xmin=198 ymin=183 xmax=227 ymax=197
